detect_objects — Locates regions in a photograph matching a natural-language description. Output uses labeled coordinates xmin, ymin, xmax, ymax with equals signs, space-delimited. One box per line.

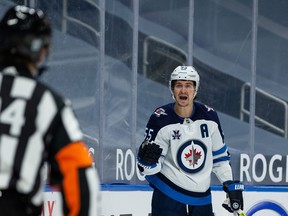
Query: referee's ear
xmin=37 ymin=47 xmax=49 ymax=64
xmin=30 ymin=47 xmax=49 ymax=77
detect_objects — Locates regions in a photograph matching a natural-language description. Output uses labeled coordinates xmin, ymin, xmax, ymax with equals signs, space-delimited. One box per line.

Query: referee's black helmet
xmin=0 ymin=5 xmax=52 ymax=62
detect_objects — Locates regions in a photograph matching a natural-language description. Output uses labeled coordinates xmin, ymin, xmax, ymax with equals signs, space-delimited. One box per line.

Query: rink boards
xmin=43 ymin=184 xmax=288 ymax=216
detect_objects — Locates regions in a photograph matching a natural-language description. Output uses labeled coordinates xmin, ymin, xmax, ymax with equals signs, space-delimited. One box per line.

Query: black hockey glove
xmin=137 ymin=140 xmax=162 ymax=166
xmin=222 ymin=181 xmax=244 ymax=214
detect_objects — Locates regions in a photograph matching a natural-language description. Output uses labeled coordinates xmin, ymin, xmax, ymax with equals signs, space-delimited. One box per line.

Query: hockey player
xmin=0 ymin=5 xmax=100 ymax=216
xmin=137 ymin=66 xmax=244 ymax=216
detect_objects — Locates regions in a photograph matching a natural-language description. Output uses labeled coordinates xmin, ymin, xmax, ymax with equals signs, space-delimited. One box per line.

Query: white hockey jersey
xmin=137 ymin=102 xmax=233 ymax=206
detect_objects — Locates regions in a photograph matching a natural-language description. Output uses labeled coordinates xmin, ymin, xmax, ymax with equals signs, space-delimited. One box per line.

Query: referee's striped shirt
xmin=0 ymin=65 xmax=100 ymax=216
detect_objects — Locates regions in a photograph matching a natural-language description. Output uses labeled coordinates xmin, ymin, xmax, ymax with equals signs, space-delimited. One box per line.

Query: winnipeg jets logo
xmin=154 ymin=108 xmax=167 ymax=117
xmin=172 ymin=130 xmax=181 ymax=140
xmin=185 ymin=144 xmax=202 ymax=167
xmin=177 ymin=140 xmax=207 ymax=173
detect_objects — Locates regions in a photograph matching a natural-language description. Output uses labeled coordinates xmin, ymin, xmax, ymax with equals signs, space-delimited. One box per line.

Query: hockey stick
xmin=233 ymin=210 xmax=246 ymax=216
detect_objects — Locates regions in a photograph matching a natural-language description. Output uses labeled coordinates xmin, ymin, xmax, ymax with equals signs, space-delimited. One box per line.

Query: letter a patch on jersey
xmin=177 ymin=140 xmax=207 ymax=173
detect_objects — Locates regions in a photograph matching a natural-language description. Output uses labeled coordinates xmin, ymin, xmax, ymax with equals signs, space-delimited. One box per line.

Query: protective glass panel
xmin=252 ymin=0 xmax=288 ymax=184
xmin=37 ymin=0 xmax=102 ymax=177
xmin=2 ymin=0 xmax=287 ymax=186
xmin=194 ymin=0 xmax=253 ymax=183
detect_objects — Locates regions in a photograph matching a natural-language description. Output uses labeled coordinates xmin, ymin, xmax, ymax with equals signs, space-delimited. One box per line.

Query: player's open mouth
xmin=179 ymin=95 xmax=188 ymax=100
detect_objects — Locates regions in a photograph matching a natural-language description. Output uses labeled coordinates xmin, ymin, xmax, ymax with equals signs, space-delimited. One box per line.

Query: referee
xmin=0 ymin=5 xmax=100 ymax=216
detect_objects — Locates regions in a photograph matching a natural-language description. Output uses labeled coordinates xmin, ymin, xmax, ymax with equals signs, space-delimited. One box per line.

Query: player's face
xmin=173 ymin=80 xmax=196 ymax=107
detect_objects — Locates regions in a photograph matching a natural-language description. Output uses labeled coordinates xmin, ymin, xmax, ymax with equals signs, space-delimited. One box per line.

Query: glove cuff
xmin=223 ymin=180 xmax=244 ymax=192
